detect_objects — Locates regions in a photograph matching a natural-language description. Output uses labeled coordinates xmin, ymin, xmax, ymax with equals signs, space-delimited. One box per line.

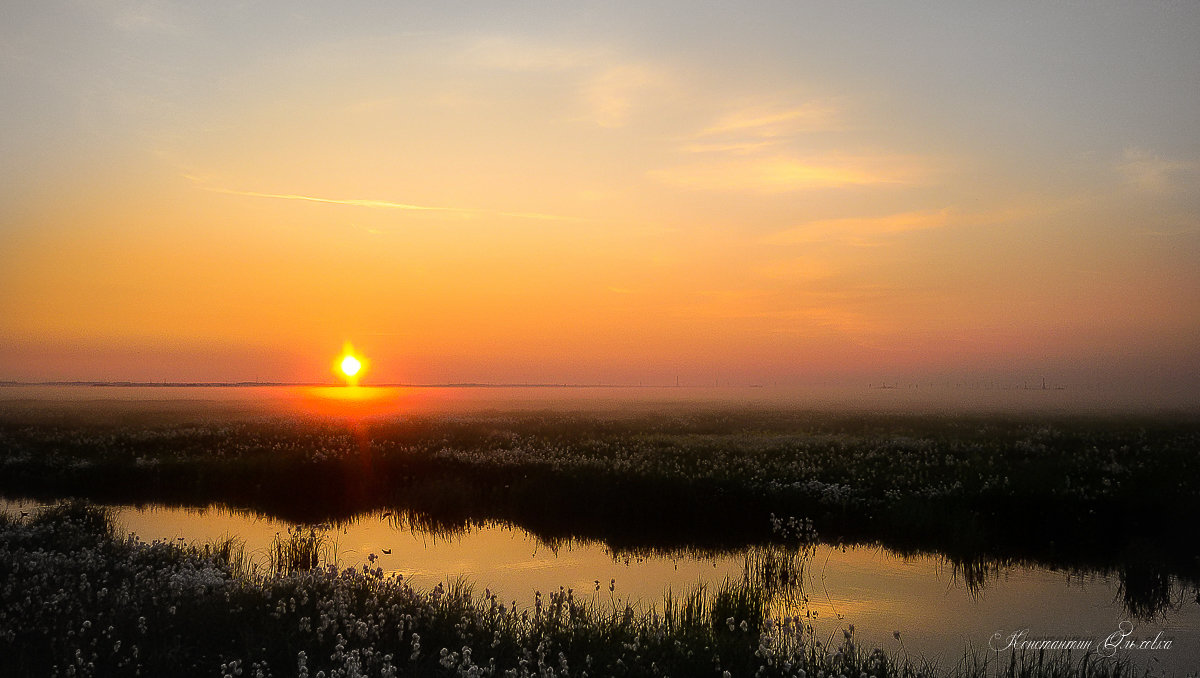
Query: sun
xmin=334 ymin=343 xmax=367 ymax=385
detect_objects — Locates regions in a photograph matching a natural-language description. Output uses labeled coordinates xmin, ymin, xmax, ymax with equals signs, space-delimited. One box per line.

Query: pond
xmin=4 ymin=497 xmax=1195 ymax=674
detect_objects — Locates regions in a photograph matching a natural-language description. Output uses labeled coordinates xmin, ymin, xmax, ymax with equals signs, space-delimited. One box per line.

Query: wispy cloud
xmin=677 ymin=140 xmax=780 ymax=155
xmin=456 ymin=35 xmax=669 ymax=129
xmin=457 ymin=36 xmax=601 ymax=72
xmin=583 ymin=64 xmax=666 ymax=128
xmin=1116 ymin=147 xmax=1195 ymax=194
xmin=99 ymin=0 xmax=179 ymax=34
xmin=671 ymin=101 xmax=844 ymax=157
xmin=754 ymin=257 xmax=841 ymax=282
xmin=650 ymin=155 xmax=927 ymax=192
xmin=188 ymin=178 xmax=585 ymax=222
xmin=1138 ymin=226 xmax=1200 ymax=238
xmin=760 ymin=199 xmax=1083 ymax=248
xmin=764 ymin=209 xmax=953 ymax=245
xmin=694 ymin=102 xmax=843 ymax=140
xmin=657 ymin=97 xmax=946 ymax=194
xmin=669 ymin=287 xmax=887 ymax=338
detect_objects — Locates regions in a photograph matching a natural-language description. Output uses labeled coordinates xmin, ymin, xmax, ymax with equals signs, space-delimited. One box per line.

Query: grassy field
xmin=0 ymin=502 xmax=1146 ymax=678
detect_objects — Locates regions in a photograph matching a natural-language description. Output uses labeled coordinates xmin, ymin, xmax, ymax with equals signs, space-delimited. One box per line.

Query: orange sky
xmin=1 ymin=3 xmax=1197 ymax=398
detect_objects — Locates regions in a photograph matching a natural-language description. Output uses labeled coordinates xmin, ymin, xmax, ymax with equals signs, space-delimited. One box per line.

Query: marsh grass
xmin=269 ymin=526 xmax=331 ymax=574
xmin=954 ymin=647 xmax=1138 ymax=678
xmin=198 ymin=535 xmax=252 ymax=578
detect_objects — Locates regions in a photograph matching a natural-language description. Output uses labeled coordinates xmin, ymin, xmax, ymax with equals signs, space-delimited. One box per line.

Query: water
xmin=3 ymin=498 xmax=1195 ymax=673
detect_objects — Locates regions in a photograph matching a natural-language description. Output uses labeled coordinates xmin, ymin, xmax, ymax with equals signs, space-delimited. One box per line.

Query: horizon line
xmin=0 ymin=380 xmax=683 ymax=389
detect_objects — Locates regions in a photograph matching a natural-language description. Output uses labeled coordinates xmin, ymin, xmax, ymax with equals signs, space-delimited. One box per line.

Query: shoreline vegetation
xmin=2 ymin=406 xmax=1198 ymax=675
xmin=2 ymin=410 xmax=1198 ymax=580
xmin=1 ymin=503 xmax=1146 ymax=677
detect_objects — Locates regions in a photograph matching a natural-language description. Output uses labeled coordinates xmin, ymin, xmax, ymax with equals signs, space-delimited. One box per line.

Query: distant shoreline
xmin=0 ymin=381 xmax=646 ymax=389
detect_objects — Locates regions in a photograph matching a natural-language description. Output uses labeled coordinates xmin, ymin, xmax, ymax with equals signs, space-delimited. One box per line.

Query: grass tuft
xmin=269 ymin=526 xmax=330 ymax=574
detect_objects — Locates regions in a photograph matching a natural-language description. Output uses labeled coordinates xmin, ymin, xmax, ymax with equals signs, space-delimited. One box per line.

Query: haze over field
xmin=1 ymin=2 xmax=1197 ymax=402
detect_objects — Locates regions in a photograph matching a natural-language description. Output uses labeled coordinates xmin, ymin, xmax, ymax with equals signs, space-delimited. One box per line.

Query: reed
xmin=269 ymin=526 xmax=330 ymax=574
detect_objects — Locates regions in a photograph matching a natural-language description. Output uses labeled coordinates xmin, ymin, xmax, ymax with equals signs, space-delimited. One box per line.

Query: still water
xmin=4 ymin=498 xmax=1195 ymax=674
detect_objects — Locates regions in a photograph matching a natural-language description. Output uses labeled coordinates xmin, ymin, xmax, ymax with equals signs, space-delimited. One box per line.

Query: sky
xmin=1 ymin=1 xmax=1198 ymax=396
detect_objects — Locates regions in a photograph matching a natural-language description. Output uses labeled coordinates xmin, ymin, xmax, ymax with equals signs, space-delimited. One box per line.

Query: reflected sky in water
xmin=5 ymin=499 xmax=1193 ymax=673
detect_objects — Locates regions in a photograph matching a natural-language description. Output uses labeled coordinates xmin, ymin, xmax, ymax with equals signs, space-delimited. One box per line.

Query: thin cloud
xmin=1135 ymin=224 xmax=1200 ymax=238
xmin=188 ymin=178 xmax=585 ymax=223
xmin=672 ymin=101 xmax=845 ymax=157
xmin=669 ymin=287 xmax=884 ymax=337
xmin=457 ymin=36 xmax=601 ymax=72
xmin=764 ymin=209 xmax=953 ymax=245
xmin=1116 ymin=147 xmax=1195 ymax=194
xmin=583 ymin=64 xmax=666 ymax=128
xmin=663 ymin=100 xmax=936 ymax=192
xmin=678 ymin=140 xmax=781 ymax=155
xmin=754 ymin=257 xmax=840 ymax=282
xmin=103 ymin=1 xmax=179 ymax=34
xmin=650 ymin=155 xmax=926 ymax=192
xmin=761 ymin=200 xmax=1080 ymax=247
xmin=456 ymin=36 xmax=670 ymax=129
xmin=695 ymin=102 xmax=843 ymax=139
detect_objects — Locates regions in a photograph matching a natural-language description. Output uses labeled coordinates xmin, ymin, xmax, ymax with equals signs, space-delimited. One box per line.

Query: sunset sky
xmin=2 ymin=2 xmax=1198 ymax=395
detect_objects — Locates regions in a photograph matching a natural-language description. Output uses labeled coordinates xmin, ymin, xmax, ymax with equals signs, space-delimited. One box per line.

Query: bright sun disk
xmin=341 ymin=355 xmax=361 ymax=377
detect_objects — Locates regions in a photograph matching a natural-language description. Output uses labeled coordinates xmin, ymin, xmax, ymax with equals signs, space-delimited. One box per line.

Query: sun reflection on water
xmin=297 ymin=386 xmax=410 ymax=417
